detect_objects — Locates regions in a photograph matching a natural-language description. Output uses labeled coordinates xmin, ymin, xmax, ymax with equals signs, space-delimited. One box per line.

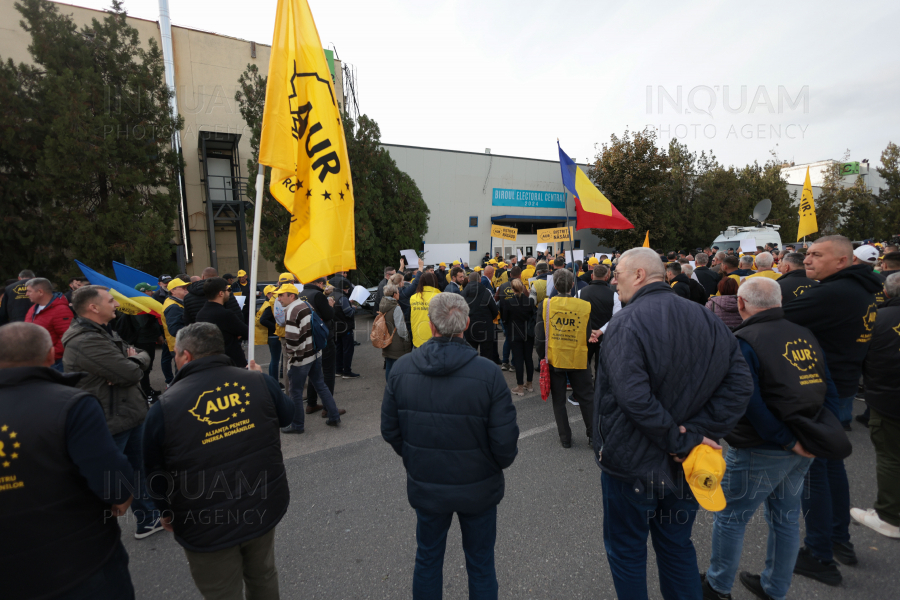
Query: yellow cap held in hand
xmin=682 ymin=444 xmax=727 ymax=512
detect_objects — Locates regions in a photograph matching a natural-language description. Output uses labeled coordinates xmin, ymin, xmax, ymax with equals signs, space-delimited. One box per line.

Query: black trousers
xmin=134 ymin=342 xmax=156 ymax=395
xmin=549 ymin=365 xmax=594 ymax=444
xmin=509 ymin=338 xmax=535 ymax=385
xmin=587 ymin=341 xmax=600 ymax=376
xmin=307 ymin=335 xmax=336 ymax=406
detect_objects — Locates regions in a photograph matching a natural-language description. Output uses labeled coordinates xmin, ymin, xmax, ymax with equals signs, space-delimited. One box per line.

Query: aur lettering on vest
xmin=545 ymin=297 xmax=590 ymax=370
xmin=857 ymin=303 xmax=878 ymax=343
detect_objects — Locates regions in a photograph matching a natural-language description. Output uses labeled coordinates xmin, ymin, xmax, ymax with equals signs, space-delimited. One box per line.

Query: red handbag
xmin=540 ymin=298 xmax=551 ymax=401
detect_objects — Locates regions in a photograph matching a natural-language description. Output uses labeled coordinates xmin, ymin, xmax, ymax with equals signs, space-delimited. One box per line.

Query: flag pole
xmin=247 ymin=165 xmax=266 ymax=364
xmin=563 ymin=190 xmax=576 ymax=274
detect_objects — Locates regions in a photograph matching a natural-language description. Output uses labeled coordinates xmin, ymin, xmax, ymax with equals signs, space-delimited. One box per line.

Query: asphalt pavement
xmin=125 ymin=313 xmax=899 ymax=599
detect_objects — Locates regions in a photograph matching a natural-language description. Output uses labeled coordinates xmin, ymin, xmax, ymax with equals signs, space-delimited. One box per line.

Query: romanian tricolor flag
xmin=75 ymin=261 xmax=163 ymax=317
xmin=112 ymin=261 xmax=158 ymax=291
xmin=558 ymin=143 xmax=633 ymax=231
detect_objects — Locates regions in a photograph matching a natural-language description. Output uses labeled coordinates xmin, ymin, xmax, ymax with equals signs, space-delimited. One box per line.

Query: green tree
xmin=737 ymin=160 xmax=799 ymax=243
xmin=234 ymin=65 xmax=429 ymax=283
xmin=0 ymin=0 xmax=182 ymax=285
xmin=876 ymin=142 xmax=900 ymax=238
xmin=586 ymin=128 xmax=671 ymax=250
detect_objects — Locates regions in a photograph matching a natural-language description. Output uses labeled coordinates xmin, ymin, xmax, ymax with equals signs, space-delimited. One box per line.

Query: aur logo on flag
xmin=287 ymin=62 xmax=341 ymax=184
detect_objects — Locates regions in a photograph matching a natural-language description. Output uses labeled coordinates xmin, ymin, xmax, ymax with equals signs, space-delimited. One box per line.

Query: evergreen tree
xmin=0 ymin=0 xmax=182 ymax=285
xmin=234 ymin=65 xmax=429 ymax=283
xmin=876 ymin=142 xmax=900 ymax=239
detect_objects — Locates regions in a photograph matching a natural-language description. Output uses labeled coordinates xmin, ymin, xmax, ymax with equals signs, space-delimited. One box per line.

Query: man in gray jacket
xmin=62 ymin=285 xmax=163 ymax=539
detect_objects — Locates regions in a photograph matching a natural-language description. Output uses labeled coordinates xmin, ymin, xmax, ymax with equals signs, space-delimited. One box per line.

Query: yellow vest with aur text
xmin=543 ymin=296 xmax=591 ymax=370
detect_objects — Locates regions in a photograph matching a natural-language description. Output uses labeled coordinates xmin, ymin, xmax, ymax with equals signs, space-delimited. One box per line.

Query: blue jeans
xmin=288 ymin=356 xmax=340 ymax=430
xmin=837 ymin=393 xmax=855 ymax=427
xmin=601 ymin=471 xmax=701 ymax=600
xmin=267 ymin=336 xmax=282 ymax=380
xmin=112 ymin=424 xmax=159 ymax=529
xmin=802 ymin=456 xmax=851 ymax=562
xmin=56 ymin=541 xmax=134 ymax=600
xmin=413 ymin=506 xmax=498 ymax=600
xmin=385 ymin=357 xmax=396 ymax=382
xmin=707 ymin=447 xmax=813 ymax=600
xmin=51 ymin=358 xmax=64 ymax=372
xmin=500 ymin=322 xmax=510 ymax=364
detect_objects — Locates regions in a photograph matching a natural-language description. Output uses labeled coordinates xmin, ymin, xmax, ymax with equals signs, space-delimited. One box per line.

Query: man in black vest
xmin=776 ymin=252 xmax=818 ymax=303
xmin=665 ymin=262 xmax=691 ymax=299
xmin=577 ymin=265 xmax=618 ymax=374
xmin=0 ymin=269 xmax=36 ymax=325
xmin=0 ymin=322 xmax=136 ymax=599
xmin=196 ymin=277 xmax=248 ymax=368
xmin=183 ymin=267 xmax=244 ymax=326
xmin=852 ymin=273 xmax=900 ymax=538
xmin=702 ymin=278 xmax=831 ymax=600
xmin=143 ymin=322 xmax=294 ymax=599
xmin=692 ymin=252 xmax=721 ymax=296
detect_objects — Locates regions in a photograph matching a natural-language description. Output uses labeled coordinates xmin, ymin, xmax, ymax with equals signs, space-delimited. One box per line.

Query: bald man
xmin=783 ymin=235 xmax=884 ymax=583
xmin=0 ymin=323 xmax=136 ymax=598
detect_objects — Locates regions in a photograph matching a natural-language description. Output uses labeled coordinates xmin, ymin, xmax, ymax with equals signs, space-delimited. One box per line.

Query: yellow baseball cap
xmin=439 ymin=262 xmax=447 ymax=267
xmin=602 ymin=259 xmax=612 ymax=266
xmin=489 ymin=258 xmax=498 ymax=264
xmin=278 ymin=272 xmax=294 ymax=283
xmin=273 ymin=283 xmax=299 ymax=295
xmin=587 ymin=257 xmax=599 ymax=265
xmin=263 ymin=285 xmax=276 ymax=296
xmin=167 ymin=277 xmax=189 ymax=289
xmin=682 ymin=445 xmax=727 ymax=512
xmin=237 ymin=270 xmax=247 ymax=277
xmin=498 ymin=262 xmax=507 ymax=268
xmin=474 ymin=266 xmax=483 ymax=271
xmin=452 ymin=260 xmax=461 ymax=265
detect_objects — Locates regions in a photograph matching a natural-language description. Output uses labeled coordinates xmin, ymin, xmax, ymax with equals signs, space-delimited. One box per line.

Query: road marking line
xmin=519 ymin=416 xmax=580 ymax=440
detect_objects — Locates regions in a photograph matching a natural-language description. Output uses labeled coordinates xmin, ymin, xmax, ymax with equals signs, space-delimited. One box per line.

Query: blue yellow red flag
xmin=259 ymin=0 xmax=355 ymax=283
xmin=75 ymin=261 xmax=163 ymax=317
xmin=558 ymin=142 xmax=633 ymax=231
xmin=112 ymin=261 xmax=158 ymax=291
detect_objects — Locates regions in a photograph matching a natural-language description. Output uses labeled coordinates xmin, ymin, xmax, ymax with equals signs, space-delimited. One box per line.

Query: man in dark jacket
xmin=143 ymin=323 xmax=294 ymax=599
xmin=576 ymin=265 xmax=617 ymax=375
xmin=665 ymin=261 xmax=692 ymax=299
xmin=463 ymin=271 xmax=499 ymax=362
xmin=330 ymin=276 xmax=359 ymax=379
xmin=0 ymin=322 xmax=136 ymax=599
xmin=852 ymin=273 xmax=900 ymax=539
xmin=782 ymin=235 xmax=884 ymax=581
xmin=874 ymin=251 xmax=900 ymax=304
xmin=704 ymin=278 xmax=835 ymax=600
xmin=776 ymin=252 xmax=818 ymax=303
xmin=183 ymin=267 xmax=244 ymax=326
xmin=692 ymin=252 xmax=721 ymax=296
xmin=445 ymin=266 xmax=466 ymax=295
xmin=382 ymin=292 xmax=518 ymax=599
xmin=0 ymin=269 xmax=36 ymax=325
xmin=373 ymin=265 xmax=396 ymax=311
xmin=299 ymin=277 xmax=342 ymax=414
xmin=595 ymin=248 xmax=753 ymax=599
xmin=195 ymin=278 xmax=248 ymax=368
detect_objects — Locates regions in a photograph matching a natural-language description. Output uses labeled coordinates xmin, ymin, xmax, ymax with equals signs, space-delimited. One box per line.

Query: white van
xmin=712 ymin=225 xmax=783 ymax=254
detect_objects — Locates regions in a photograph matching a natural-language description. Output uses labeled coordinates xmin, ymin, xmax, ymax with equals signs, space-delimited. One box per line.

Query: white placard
xmin=517 ymin=249 xmax=523 ymax=262
xmin=349 ymin=285 xmax=370 ymax=305
xmin=400 ymin=249 xmax=419 ymax=267
xmin=565 ymin=250 xmax=585 ymax=264
xmin=689 ymin=261 xmax=695 ymax=268
xmin=536 ymin=243 xmax=548 ymax=253
xmin=740 ymin=238 xmax=757 ymax=253
xmin=546 ymin=272 xmax=555 ymax=296
xmin=235 ymin=295 xmax=246 ymax=309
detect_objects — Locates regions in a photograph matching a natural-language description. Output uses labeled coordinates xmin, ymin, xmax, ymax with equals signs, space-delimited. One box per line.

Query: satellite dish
xmin=752 ymin=199 xmax=772 ymax=224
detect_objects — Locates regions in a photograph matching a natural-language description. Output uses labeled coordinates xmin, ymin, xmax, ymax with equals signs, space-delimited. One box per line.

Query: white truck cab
xmin=712 ymin=225 xmax=782 ymax=254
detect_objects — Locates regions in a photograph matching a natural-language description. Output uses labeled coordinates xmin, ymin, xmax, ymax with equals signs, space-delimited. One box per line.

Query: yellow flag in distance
xmin=259 ymin=0 xmax=355 ymax=282
xmin=797 ymin=166 xmax=818 ymax=241
xmin=642 ymin=231 xmax=650 ymax=248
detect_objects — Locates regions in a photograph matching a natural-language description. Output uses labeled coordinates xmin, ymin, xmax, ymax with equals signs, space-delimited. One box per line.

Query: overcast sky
xmin=63 ymin=0 xmax=900 ymax=170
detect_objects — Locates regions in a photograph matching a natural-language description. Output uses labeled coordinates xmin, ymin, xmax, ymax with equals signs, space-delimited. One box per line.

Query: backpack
xmin=687 ymin=279 xmax=709 ymax=305
xmin=304 ymin=302 xmax=330 ymax=351
xmin=370 ymin=311 xmax=393 ymax=348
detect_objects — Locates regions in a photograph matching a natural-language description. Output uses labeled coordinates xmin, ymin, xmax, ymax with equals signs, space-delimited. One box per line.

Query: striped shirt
xmin=283 ymin=299 xmax=319 ymax=367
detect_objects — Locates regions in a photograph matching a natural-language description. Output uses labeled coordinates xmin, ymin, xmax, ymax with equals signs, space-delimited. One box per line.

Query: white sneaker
xmin=851 ymin=507 xmax=900 ymax=538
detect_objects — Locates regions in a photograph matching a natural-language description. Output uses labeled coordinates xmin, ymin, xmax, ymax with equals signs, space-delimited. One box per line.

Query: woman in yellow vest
xmin=256 ymin=285 xmax=284 ymax=380
xmin=535 ymin=268 xmax=595 ymax=449
xmin=409 ymin=272 xmax=442 ymax=347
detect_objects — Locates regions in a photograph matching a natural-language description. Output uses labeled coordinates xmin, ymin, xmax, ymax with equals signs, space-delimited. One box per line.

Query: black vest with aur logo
xmin=158 ymin=354 xmax=289 ymax=552
xmin=727 ymin=308 xmax=828 ymax=448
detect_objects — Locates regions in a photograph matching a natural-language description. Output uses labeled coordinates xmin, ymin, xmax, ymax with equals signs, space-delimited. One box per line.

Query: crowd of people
xmin=1 ymin=233 xmax=898 ymax=599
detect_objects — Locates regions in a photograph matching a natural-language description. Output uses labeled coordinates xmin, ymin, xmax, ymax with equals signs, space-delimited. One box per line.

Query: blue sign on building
xmin=491 ymin=188 xmax=566 ymax=209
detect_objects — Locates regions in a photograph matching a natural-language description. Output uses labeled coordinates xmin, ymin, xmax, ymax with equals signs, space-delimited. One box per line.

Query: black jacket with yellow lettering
xmin=142 ymin=355 xmax=294 ymax=552
xmin=782 ymin=264 xmax=883 ymax=397
xmin=863 ymin=296 xmax=900 ymax=420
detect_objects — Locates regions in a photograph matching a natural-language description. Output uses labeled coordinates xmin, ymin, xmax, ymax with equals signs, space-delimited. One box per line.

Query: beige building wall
xmin=1 ymin=1 xmax=344 ymax=282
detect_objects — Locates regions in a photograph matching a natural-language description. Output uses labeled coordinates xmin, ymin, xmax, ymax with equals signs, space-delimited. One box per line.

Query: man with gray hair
xmin=744 ymin=251 xmax=779 ymax=282
xmin=0 ymin=322 xmax=136 ymax=599
xmin=710 ymin=251 xmax=727 ymax=275
xmin=142 ymin=322 xmax=294 ymax=599
xmin=703 ymin=277 xmax=837 ymax=600
xmin=736 ymin=255 xmax=755 ymax=276
xmin=595 ymin=247 xmax=753 ymax=599
xmin=382 ymin=292 xmax=519 ymax=599
xmin=24 ymin=277 xmax=72 ymax=370
xmin=853 ymin=272 xmax=900 ymax=539
xmin=776 ymin=251 xmax=818 ymax=303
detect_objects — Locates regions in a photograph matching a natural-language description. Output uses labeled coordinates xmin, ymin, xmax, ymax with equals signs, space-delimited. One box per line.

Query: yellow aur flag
xmin=797 ymin=166 xmax=818 ymax=240
xmin=259 ymin=0 xmax=355 ymax=282
xmin=642 ymin=231 xmax=650 ymax=248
